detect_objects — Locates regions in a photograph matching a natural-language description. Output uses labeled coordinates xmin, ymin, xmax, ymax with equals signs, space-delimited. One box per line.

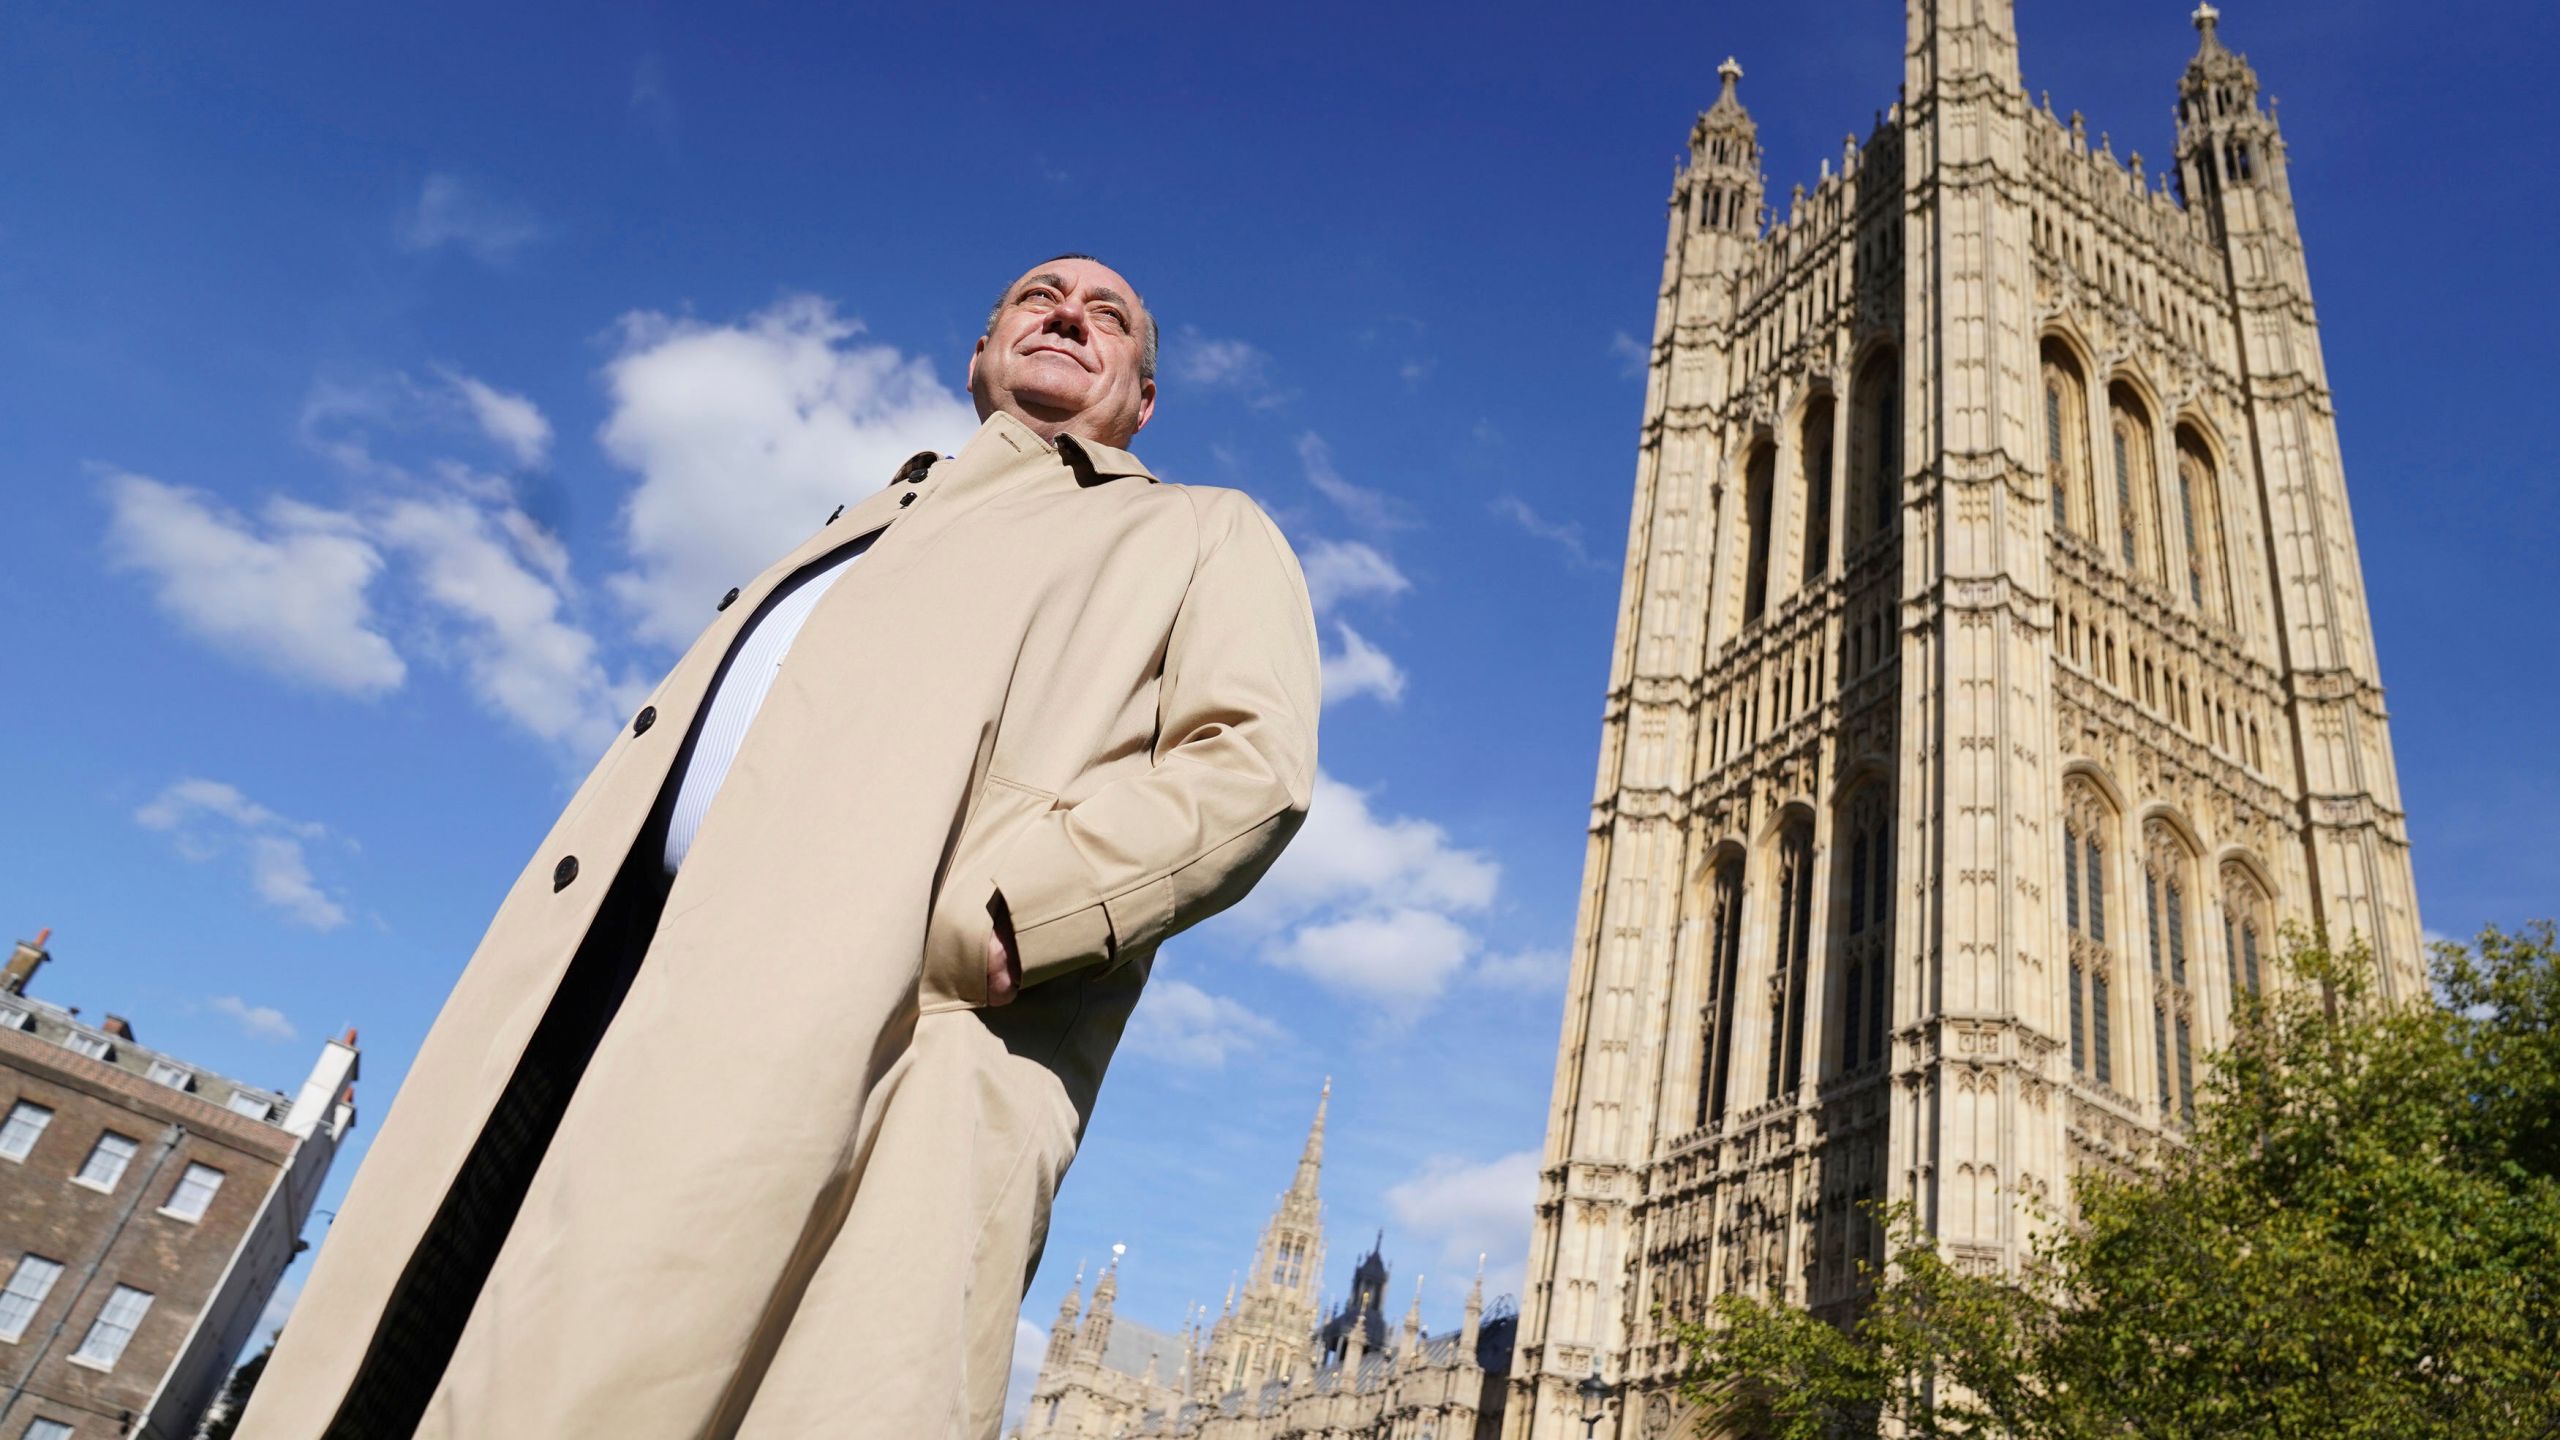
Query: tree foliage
xmin=1673 ymin=926 xmax=2560 ymax=1439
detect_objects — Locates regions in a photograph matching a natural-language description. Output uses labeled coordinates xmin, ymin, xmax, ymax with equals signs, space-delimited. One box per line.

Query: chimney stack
xmin=3 ymin=928 xmax=51 ymax=996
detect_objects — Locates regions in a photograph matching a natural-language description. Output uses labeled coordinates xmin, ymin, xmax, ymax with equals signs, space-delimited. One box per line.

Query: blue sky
xmin=5 ymin=0 xmax=2553 ymax=1414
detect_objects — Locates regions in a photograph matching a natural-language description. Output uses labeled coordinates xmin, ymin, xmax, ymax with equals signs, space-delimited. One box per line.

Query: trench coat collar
xmin=969 ymin=410 xmax=1158 ymax=488
xmin=757 ymin=413 xmax=1160 ymax=595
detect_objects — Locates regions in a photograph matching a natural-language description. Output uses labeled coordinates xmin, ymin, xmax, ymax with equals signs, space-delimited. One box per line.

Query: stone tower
xmin=1505 ymin=6 xmax=2420 ymax=1437
xmin=1202 ymin=1081 xmax=1329 ymax=1393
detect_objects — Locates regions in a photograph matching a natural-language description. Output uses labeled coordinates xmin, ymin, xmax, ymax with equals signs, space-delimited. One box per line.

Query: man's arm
xmin=983 ymin=490 xmax=1321 ymax=1000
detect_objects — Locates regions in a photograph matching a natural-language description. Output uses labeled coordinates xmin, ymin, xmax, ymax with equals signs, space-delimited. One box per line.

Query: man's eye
xmin=1095 ymin=310 xmax=1127 ymax=331
xmin=1019 ymin=288 xmax=1057 ymax=306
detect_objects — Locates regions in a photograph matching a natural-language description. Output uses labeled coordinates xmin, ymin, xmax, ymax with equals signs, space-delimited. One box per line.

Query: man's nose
xmin=1043 ymin=296 xmax=1088 ymax=341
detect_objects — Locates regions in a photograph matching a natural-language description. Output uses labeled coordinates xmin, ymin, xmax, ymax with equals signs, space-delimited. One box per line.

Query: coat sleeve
xmin=990 ymin=488 xmax=1322 ymax=989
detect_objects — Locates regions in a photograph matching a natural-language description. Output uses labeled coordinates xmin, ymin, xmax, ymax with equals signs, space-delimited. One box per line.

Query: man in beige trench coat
xmin=239 ymin=255 xmax=1321 ymax=1439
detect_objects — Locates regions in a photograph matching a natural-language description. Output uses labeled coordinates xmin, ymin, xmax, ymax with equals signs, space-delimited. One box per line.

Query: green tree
xmin=202 ymin=1341 xmax=271 ymax=1440
xmin=1674 ymin=926 xmax=2560 ymax=1439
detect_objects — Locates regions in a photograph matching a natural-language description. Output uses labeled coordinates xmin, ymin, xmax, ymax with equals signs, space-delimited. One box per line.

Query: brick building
xmin=0 ymin=931 xmax=357 ymax=1440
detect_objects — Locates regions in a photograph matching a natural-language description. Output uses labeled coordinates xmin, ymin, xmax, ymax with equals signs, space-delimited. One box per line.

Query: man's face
xmin=968 ymin=257 xmax=1157 ymax=448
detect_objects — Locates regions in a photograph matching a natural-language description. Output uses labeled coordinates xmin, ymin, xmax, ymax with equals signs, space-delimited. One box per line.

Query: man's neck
xmin=978 ymin=401 xmax=1134 ymax=451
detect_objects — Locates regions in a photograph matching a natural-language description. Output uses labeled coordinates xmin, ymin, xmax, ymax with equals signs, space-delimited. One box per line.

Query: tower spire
xmin=1686 ymin=54 xmax=1762 ymax=239
xmin=1290 ymin=1075 xmax=1328 ymax=1199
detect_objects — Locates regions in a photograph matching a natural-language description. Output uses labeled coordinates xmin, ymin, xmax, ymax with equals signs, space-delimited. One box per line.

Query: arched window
xmin=2175 ymin=427 xmax=2232 ymax=623
xmin=1833 ymin=787 xmax=1894 ymax=1074
xmin=1741 ymin=444 xmax=1776 ymax=625
xmin=2144 ymin=821 xmax=2199 ymax=1125
xmin=1695 ymin=858 xmax=1748 ymax=1129
xmin=2108 ymin=382 xmax=2164 ymax=583
xmin=1851 ymin=350 xmax=1899 ymax=546
xmin=2042 ymin=340 xmax=2094 ymax=542
xmin=2062 ymin=780 xmax=2117 ymax=1087
xmin=1764 ymin=820 xmax=1817 ymax=1102
xmin=1801 ymin=397 xmax=1836 ymax=584
xmin=2220 ymin=861 xmax=2270 ymax=1007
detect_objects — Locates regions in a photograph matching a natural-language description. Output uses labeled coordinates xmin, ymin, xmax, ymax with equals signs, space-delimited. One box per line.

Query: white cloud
xmin=1300 ymin=539 xmax=1410 ymax=615
xmin=210 ymin=995 xmax=298 ymax=1043
xmin=1611 ymin=328 xmax=1649 ymax=380
xmin=1489 ymin=494 xmax=1599 ymax=569
xmin=102 ymin=471 xmax=405 ymax=697
xmin=599 ymin=295 xmax=979 ymax=646
xmin=630 ymin=55 xmax=678 ymax=149
xmin=1475 ymin=947 xmax=1570 ymax=994
xmin=136 ymin=779 xmax=350 ymax=931
xmin=1382 ymin=1150 xmax=1540 ymax=1304
xmin=1321 ymin=621 xmax=1404 ymax=707
xmin=1247 ymin=774 xmax=1499 ymax=925
xmin=1004 ymin=1316 xmax=1045 ymax=1435
xmin=1124 ymin=977 xmax=1286 ymax=1068
xmin=303 ymin=370 xmax=551 ymax=476
xmin=1170 ymin=327 xmax=1285 ymax=408
xmin=1264 ymin=907 xmax=1474 ymax=1017
xmin=400 ymin=174 xmax=546 ymax=263
xmin=375 ymin=495 xmax=632 ymax=749
xmin=1297 ymin=432 xmax=1414 ymax=534
xmin=1231 ymin=773 xmax=1501 ymax=1018
xmin=441 ymin=370 xmax=552 ymax=468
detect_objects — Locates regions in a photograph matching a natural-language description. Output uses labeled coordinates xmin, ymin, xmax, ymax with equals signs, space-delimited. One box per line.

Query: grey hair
xmin=984 ymin=253 xmax=1158 ymax=382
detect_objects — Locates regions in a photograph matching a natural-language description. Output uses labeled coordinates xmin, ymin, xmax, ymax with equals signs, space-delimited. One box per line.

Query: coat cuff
xmin=993 ymin=821 xmax=1180 ymax=989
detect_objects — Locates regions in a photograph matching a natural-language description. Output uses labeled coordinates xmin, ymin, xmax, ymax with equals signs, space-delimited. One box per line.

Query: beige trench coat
xmin=240 ymin=412 xmax=1321 ymax=1438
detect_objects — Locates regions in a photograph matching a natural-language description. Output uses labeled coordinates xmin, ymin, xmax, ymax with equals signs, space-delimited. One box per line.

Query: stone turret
xmin=1079 ymin=1245 xmax=1122 ymax=1360
xmin=1459 ymin=1254 xmax=1484 ymax=1359
xmin=1397 ymin=1275 xmax=1424 ymax=1369
xmin=1045 ymin=1261 xmax=1085 ymax=1369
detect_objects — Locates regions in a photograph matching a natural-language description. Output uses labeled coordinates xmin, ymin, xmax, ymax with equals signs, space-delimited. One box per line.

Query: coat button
xmin=553 ymin=855 xmax=580 ymax=892
xmin=718 ymin=587 xmax=741 ymax=611
xmin=898 ymin=491 xmax=916 ymax=508
xmin=632 ymin=705 xmax=656 ymax=736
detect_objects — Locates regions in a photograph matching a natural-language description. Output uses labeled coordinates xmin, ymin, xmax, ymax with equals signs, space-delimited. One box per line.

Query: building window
xmin=145 ymin=1060 xmax=194 ymax=1092
xmin=61 ymin=1032 xmax=112 ymax=1062
xmin=2176 ymin=429 xmax=2233 ymax=624
xmin=2042 ymin=339 xmax=2093 ymax=541
xmin=161 ymin=1162 xmax=224 ymax=1222
xmin=1834 ymin=788 xmax=1894 ymax=1072
xmin=2145 ymin=821 xmax=2199 ymax=1124
xmin=0 ymin=1256 xmax=65 ymax=1343
xmin=75 ymin=1132 xmax=138 ymax=1192
xmin=2063 ymin=782 xmax=2118 ymax=1088
xmin=1765 ymin=822 xmax=1818 ymax=1101
xmin=1741 ymin=444 xmax=1777 ymax=625
xmin=225 ymin=1092 xmax=276 ymax=1122
xmin=1696 ymin=859 xmax=1748 ymax=1128
xmin=0 ymin=1004 xmax=30 ymax=1032
xmin=0 ymin=1102 xmax=52 ymax=1162
xmin=1853 ymin=351 xmax=1900 ymax=542
xmin=2222 ymin=862 xmax=2272 ymax=1005
xmin=23 ymin=1420 xmax=75 ymax=1440
xmin=70 ymin=1284 xmax=153 ymax=1368
xmin=1801 ymin=400 xmax=1835 ymax=584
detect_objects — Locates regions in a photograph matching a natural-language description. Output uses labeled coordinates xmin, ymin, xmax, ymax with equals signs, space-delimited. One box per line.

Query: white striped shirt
xmin=663 ymin=537 xmax=874 ymax=874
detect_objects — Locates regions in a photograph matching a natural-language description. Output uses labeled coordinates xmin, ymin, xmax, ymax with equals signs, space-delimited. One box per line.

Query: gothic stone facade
xmin=1013 ymin=1086 xmax=1513 ymax=1440
xmin=1507 ymin=5 xmax=2420 ymax=1437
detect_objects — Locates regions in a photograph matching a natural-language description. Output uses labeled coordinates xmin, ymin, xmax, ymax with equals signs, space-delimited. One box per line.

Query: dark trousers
xmin=326 ymin=841 xmax=672 ymax=1440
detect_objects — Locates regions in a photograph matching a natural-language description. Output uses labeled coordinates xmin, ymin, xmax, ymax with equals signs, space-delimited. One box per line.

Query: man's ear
xmin=966 ymin=334 xmax=987 ymax=395
xmin=1133 ymin=376 xmax=1157 ymax=436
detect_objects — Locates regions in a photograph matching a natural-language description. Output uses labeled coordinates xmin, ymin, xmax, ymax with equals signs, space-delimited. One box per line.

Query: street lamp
xmin=1576 ymin=1360 xmax=1619 ymax=1439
